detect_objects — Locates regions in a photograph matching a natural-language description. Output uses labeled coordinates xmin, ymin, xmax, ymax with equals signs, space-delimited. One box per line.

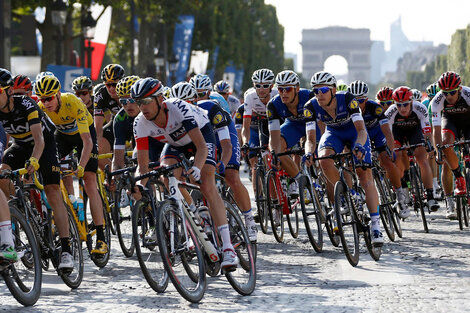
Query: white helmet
xmin=170 ymin=82 xmax=197 ymax=101
xmin=214 ymin=80 xmax=230 ymax=93
xmin=347 ymin=80 xmax=369 ymax=97
xmin=310 ymin=71 xmax=336 ymax=87
xmin=275 ymin=70 xmax=299 ymax=86
xmin=411 ymin=88 xmax=422 ymax=101
xmin=252 ymin=68 xmax=275 ymax=84
xmin=189 ymin=74 xmax=212 ymax=90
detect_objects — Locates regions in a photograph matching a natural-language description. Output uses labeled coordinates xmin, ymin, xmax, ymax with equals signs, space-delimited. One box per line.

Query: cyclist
xmin=303 ymin=71 xmax=384 ymax=244
xmin=0 ymin=68 xmax=74 ymax=269
xmin=336 ymin=83 xmax=348 ymax=92
xmin=347 ymin=81 xmax=410 ymax=218
xmin=376 ymin=86 xmax=394 ymax=111
xmin=131 ymin=78 xmax=239 ymax=270
xmin=411 ymin=89 xmax=422 ymax=102
xmin=94 ymin=64 xmax=125 ymax=169
xmin=11 ymin=74 xmax=33 ymax=97
xmin=189 ymin=74 xmax=231 ymax=114
xmin=214 ymin=80 xmax=240 ymax=119
xmin=171 ymin=82 xmax=258 ymax=241
xmin=431 ymin=71 xmax=470 ymax=219
xmin=386 ymin=86 xmax=440 ymax=212
xmin=72 ymin=76 xmax=94 ymax=115
xmin=36 ymin=75 xmax=108 ymax=256
xmin=266 ymin=70 xmax=313 ymax=198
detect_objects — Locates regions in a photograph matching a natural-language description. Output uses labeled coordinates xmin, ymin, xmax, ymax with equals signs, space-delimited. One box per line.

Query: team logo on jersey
xmin=77 ymin=108 xmax=84 ymax=115
xmin=349 ymin=100 xmax=359 ymax=109
xmin=267 ymin=109 xmax=273 ymax=118
xmin=213 ymin=112 xmax=224 ymax=125
xmin=303 ymin=109 xmax=313 ymax=118
xmin=235 ymin=112 xmax=242 ymax=119
xmin=375 ymin=106 xmax=383 ymax=115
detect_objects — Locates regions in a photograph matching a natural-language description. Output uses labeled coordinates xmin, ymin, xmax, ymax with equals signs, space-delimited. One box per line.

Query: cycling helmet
xmin=170 ymin=82 xmax=197 ymax=101
xmin=411 ymin=88 xmax=422 ymax=101
xmin=214 ymin=80 xmax=230 ymax=94
xmin=275 ymin=70 xmax=300 ymax=86
xmin=116 ymin=75 xmax=140 ymax=98
xmin=426 ymin=83 xmax=440 ymax=98
xmin=101 ymin=64 xmax=125 ymax=83
xmin=12 ymin=74 xmax=32 ymax=91
xmin=336 ymin=83 xmax=348 ymax=92
xmin=392 ymin=86 xmax=413 ymax=103
xmin=35 ymin=75 xmax=61 ymax=97
xmin=35 ymin=71 xmax=54 ymax=82
xmin=0 ymin=68 xmax=12 ymax=87
xmin=438 ymin=71 xmax=461 ymax=91
xmin=130 ymin=77 xmax=163 ymax=99
xmin=161 ymin=86 xmax=171 ymax=99
xmin=72 ymin=76 xmax=93 ymax=91
xmin=347 ymin=80 xmax=368 ymax=97
xmin=376 ymin=86 xmax=394 ymax=101
xmin=310 ymin=71 xmax=336 ymax=87
xmin=252 ymin=69 xmax=275 ymax=84
xmin=190 ymin=74 xmax=212 ymax=90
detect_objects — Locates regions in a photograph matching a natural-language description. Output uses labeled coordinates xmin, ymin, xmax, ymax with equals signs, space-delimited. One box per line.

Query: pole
xmin=130 ymin=0 xmax=136 ymax=74
xmin=0 ymin=0 xmax=11 ymax=69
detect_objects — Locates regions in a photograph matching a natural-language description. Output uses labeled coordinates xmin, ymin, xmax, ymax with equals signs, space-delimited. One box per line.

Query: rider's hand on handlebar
xmin=302 ymin=152 xmax=313 ymax=167
xmin=353 ymin=143 xmax=366 ymax=161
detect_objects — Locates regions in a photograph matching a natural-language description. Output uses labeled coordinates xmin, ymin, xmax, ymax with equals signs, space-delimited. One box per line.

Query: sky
xmin=265 ymin=0 xmax=470 ymax=73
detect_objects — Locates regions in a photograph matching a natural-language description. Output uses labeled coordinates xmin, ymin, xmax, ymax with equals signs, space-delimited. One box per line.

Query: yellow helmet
xmin=35 ymin=75 xmax=61 ymax=97
xmin=101 ymin=64 xmax=125 ymax=83
xmin=72 ymin=76 xmax=93 ymax=91
xmin=116 ymin=75 xmax=140 ymax=98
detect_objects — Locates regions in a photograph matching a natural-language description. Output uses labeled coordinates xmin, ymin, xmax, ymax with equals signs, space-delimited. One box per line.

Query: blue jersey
xmin=210 ymin=92 xmax=231 ymax=115
xmin=361 ymin=100 xmax=388 ymax=132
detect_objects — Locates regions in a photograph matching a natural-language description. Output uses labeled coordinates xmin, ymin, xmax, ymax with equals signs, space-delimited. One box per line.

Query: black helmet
xmin=0 ymin=68 xmax=13 ymax=87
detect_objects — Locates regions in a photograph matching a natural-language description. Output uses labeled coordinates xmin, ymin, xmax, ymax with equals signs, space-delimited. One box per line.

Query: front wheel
xmin=254 ymin=168 xmax=269 ymax=234
xmin=410 ymin=167 xmax=428 ymax=233
xmin=2 ymin=205 xmax=42 ymax=306
xmin=299 ymin=176 xmax=323 ymax=253
xmin=363 ymin=225 xmax=382 ymax=261
xmin=114 ymin=182 xmax=135 ymax=257
xmin=373 ymin=171 xmax=395 ymax=241
xmin=266 ymin=170 xmax=284 ymax=243
xmin=90 ymin=204 xmax=112 ymax=268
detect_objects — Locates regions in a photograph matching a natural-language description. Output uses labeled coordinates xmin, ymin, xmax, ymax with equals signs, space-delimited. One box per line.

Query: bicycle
xmin=317 ymin=152 xmax=382 ymax=267
xmin=0 ymin=168 xmax=83 ymax=289
xmin=395 ymin=143 xmax=429 ymax=233
xmin=0 ymin=169 xmax=42 ymax=306
xmin=437 ymin=139 xmax=470 ymax=230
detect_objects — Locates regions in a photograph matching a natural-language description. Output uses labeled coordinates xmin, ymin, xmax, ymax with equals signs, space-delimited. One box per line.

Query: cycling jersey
xmin=39 ymin=93 xmax=94 ymax=136
xmin=134 ymin=98 xmax=210 ymax=149
xmin=0 ymin=123 xmax=7 ymax=161
xmin=93 ymin=84 xmax=121 ymax=117
xmin=113 ymin=108 xmax=134 ymax=150
xmin=234 ymin=104 xmax=243 ymax=130
xmin=244 ymin=88 xmax=278 ymax=118
xmin=361 ymin=100 xmax=388 ymax=151
xmin=227 ymin=94 xmax=241 ymax=119
xmin=386 ymin=101 xmax=430 ymax=145
xmin=210 ymin=92 xmax=231 ymax=114
xmin=0 ymin=95 xmax=55 ymax=144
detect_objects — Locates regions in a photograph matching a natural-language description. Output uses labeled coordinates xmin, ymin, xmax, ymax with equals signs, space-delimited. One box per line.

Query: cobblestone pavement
xmin=1 ymin=171 xmax=470 ymax=312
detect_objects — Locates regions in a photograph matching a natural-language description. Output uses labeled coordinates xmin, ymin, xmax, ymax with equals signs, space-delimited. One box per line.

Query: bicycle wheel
xmin=382 ymin=176 xmax=402 ymax=238
xmin=132 ymin=200 xmax=168 ymax=293
xmin=59 ymin=207 xmax=84 ymax=289
xmin=334 ymin=181 xmax=359 ymax=267
xmin=457 ymin=196 xmax=464 ymax=230
xmin=299 ymin=176 xmax=323 ymax=252
xmin=254 ymin=168 xmax=269 ymax=234
xmin=224 ymin=200 xmax=256 ymax=296
xmin=410 ymin=167 xmax=428 ymax=233
xmin=286 ymin=196 xmax=299 ymax=239
xmin=373 ymin=170 xmax=395 ymax=241
xmin=90 ymin=204 xmax=112 ymax=268
xmin=464 ymin=169 xmax=470 ymax=227
xmin=363 ymin=223 xmax=382 ymax=261
xmin=157 ymin=200 xmax=206 ymax=303
xmin=114 ymin=182 xmax=135 ymax=257
xmin=2 ymin=205 xmax=42 ymax=306
xmin=266 ymin=170 xmax=284 ymax=243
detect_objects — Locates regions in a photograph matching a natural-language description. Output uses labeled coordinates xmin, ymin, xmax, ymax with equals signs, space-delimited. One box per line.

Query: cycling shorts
xmin=441 ymin=115 xmax=470 ymax=140
xmin=102 ymin=120 xmax=114 ymax=150
xmin=368 ymin=126 xmax=387 ymax=153
xmin=280 ymin=119 xmax=306 ymax=149
xmin=393 ymin=126 xmax=425 ymax=146
xmin=319 ymin=127 xmax=372 ymax=165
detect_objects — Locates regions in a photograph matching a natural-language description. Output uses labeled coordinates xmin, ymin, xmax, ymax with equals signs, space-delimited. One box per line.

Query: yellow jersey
xmin=39 ymin=93 xmax=94 ymax=136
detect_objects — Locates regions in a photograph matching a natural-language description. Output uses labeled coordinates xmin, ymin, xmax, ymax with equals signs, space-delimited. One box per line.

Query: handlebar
xmin=0 ymin=168 xmax=44 ymax=190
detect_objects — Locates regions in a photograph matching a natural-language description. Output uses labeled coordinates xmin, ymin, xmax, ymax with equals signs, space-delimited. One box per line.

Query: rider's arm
xmin=267 ymin=102 xmax=281 ymax=153
xmin=304 ymin=104 xmax=317 ymax=154
xmin=241 ymin=103 xmax=252 ymax=145
xmin=430 ymin=93 xmax=444 ymax=147
xmin=30 ymin=123 xmax=45 ymax=161
xmin=94 ymin=115 xmax=104 ymax=142
xmin=216 ymin=125 xmax=232 ymax=166
xmin=188 ymin=128 xmax=208 ymax=170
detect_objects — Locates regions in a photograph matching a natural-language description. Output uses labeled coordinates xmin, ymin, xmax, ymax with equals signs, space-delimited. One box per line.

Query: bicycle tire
xmin=254 ymin=168 xmax=269 ymax=234
xmin=2 ymin=205 xmax=42 ymax=306
xmin=373 ymin=170 xmax=395 ymax=241
xmin=363 ymin=224 xmax=382 ymax=261
xmin=410 ymin=167 xmax=428 ymax=233
xmin=266 ymin=169 xmax=284 ymax=243
xmin=157 ymin=200 xmax=206 ymax=303
xmin=299 ymin=176 xmax=323 ymax=253
xmin=286 ymin=196 xmax=299 ymax=239
xmin=334 ymin=181 xmax=359 ymax=267
xmin=383 ymin=176 xmax=403 ymax=238
xmin=113 ymin=182 xmax=135 ymax=257
xmin=464 ymin=169 xmax=470 ymax=227
xmin=132 ymin=200 xmax=168 ymax=293
xmin=59 ymin=207 xmax=84 ymax=289
xmin=224 ymin=200 xmax=256 ymax=296
xmin=90 ymin=204 xmax=112 ymax=268
xmin=457 ymin=196 xmax=464 ymax=230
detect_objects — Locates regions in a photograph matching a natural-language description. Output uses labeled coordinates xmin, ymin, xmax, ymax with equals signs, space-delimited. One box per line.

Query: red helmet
xmin=438 ymin=71 xmax=461 ymax=91
xmin=392 ymin=86 xmax=413 ymax=103
xmin=12 ymin=74 xmax=32 ymax=91
xmin=376 ymin=86 xmax=394 ymax=101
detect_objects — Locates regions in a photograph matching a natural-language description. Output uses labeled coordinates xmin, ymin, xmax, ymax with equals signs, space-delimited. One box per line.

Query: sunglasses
xmin=75 ymin=91 xmax=89 ymax=97
xmin=356 ymin=97 xmax=367 ymax=103
xmin=255 ymin=84 xmax=271 ymax=89
xmin=136 ymin=97 xmax=154 ymax=106
xmin=313 ymin=86 xmax=333 ymax=95
xmin=119 ymin=98 xmax=136 ymax=105
xmin=105 ymin=82 xmax=117 ymax=88
xmin=41 ymin=95 xmax=55 ymax=103
xmin=278 ymin=86 xmax=294 ymax=93
xmin=379 ymin=100 xmax=393 ymax=106
xmin=396 ymin=101 xmax=410 ymax=108
xmin=442 ymin=88 xmax=459 ymax=96
xmin=197 ymin=91 xmax=208 ymax=98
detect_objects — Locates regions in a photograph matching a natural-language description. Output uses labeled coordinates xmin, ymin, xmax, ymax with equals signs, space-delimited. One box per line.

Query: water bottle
xmin=76 ymin=197 xmax=85 ymax=222
xmin=68 ymin=194 xmax=78 ymax=210
xmin=197 ymin=206 xmax=212 ymax=235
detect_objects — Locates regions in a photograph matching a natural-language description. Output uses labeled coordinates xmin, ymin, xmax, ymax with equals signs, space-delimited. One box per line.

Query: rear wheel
xmin=286 ymin=196 xmax=299 ymax=239
xmin=410 ymin=167 xmax=428 ymax=233
xmin=254 ymin=168 xmax=269 ymax=234
xmin=364 ymin=224 xmax=382 ymax=261
xmin=299 ymin=176 xmax=323 ymax=252
xmin=373 ymin=170 xmax=395 ymax=241
xmin=114 ymin=182 xmax=135 ymax=257
xmin=2 ymin=205 xmax=42 ymax=306
xmin=59 ymin=208 xmax=84 ymax=289
xmin=266 ymin=170 xmax=284 ymax=243
xmin=457 ymin=196 xmax=464 ymax=230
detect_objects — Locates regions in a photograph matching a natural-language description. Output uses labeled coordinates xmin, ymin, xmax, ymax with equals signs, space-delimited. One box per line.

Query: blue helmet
xmin=130 ymin=77 xmax=163 ymax=99
xmin=214 ymin=80 xmax=230 ymax=94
